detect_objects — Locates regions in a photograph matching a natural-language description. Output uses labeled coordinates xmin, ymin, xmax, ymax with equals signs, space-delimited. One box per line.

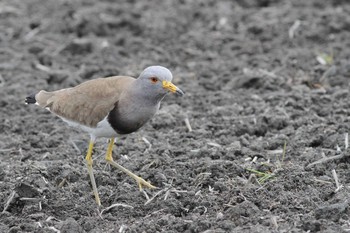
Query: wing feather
xmin=36 ymin=76 xmax=135 ymax=127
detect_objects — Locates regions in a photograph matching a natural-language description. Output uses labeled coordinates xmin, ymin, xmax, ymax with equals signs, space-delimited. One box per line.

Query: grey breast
xmin=107 ymin=101 xmax=159 ymax=134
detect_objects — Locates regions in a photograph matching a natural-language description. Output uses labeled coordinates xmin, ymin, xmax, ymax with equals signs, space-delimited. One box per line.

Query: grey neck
xmin=127 ymin=79 xmax=166 ymax=106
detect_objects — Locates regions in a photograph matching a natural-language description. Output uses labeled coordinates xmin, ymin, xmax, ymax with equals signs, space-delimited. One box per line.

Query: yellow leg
xmin=105 ymin=138 xmax=156 ymax=190
xmin=85 ymin=140 xmax=101 ymax=206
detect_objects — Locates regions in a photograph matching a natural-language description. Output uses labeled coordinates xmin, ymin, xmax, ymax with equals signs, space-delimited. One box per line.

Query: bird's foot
xmin=135 ymin=176 xmax=157 ymax=191
xmin=105 ymin=158 xmax=157 ymax=191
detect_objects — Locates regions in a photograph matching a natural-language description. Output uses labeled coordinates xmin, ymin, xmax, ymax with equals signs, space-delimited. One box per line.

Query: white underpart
xmin=60 ymin=116 xmax=118 ymax=141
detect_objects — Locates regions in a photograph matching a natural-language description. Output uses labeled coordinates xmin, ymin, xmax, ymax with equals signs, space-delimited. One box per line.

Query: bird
xmin=25 ymin=66 xmax=184 ymax=206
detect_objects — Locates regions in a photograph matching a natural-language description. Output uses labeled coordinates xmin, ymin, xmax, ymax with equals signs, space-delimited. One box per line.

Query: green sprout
xmin=246 ymin=141 xmax=287 ymax=184
xmin=316 ymin=51 xmax=334 ymax=65
xmin=246 ymin=168 xmax=275 ymax=184
xmin=277 ymin=140 xmax=287 ymax=168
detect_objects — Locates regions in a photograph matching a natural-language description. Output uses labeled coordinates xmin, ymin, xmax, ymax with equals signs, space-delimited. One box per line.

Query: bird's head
xmin=138 ymin=66 xmax=184 ymax=99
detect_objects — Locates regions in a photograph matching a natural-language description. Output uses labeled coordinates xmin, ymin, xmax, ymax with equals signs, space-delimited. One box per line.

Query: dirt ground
xmin=1 ymin=0 xmax=350 ymax=232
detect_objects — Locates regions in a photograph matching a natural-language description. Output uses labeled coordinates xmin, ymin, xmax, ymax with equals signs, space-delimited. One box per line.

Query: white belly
xmin=60 ymin=116 xmax=118 ymax=140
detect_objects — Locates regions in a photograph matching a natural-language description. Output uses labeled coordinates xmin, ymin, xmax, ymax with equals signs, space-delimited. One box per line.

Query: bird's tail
xmin=25 ymin=93 xmax=37 ymax=104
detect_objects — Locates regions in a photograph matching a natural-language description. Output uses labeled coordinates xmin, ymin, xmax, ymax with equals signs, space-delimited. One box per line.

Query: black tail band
xmin=25 ymin=93 xmax=36 ymax=104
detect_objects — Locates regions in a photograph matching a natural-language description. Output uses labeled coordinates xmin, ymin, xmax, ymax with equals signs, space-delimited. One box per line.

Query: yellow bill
xmin=162 ymin=81 xmax=184 ymax=96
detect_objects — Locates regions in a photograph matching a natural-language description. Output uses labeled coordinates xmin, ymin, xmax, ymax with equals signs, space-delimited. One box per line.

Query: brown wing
xmin=35 ymin=76 xmax=135 ymax=127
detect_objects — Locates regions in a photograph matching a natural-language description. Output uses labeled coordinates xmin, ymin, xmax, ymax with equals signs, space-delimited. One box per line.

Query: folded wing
xmin=36 ymin=76 xmax=135 ymax=127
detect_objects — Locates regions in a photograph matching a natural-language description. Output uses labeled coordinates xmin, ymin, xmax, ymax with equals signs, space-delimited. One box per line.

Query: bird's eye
xmin=150 ymin=77 xmax=158 ymax=83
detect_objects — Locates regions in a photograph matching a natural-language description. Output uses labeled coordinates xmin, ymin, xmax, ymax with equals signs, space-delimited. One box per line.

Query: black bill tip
xmin=175 ymin=88 xmax=185 ymax=96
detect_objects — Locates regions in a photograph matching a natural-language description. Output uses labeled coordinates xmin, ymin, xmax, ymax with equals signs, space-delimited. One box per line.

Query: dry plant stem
xmin=119 ymin=225 xmax=128 ymax=233
xmin=0 ymin=74 xmax=4 ymax=87
xmin=142 ymin=190 xmax=150 ymax=201
xmin=19 ymin=197 xmax=41 ymax=202
xmin=0 ymin=148 xmax=13 ymax=152
xmin=144 ymin=208 xmax=165 ymax=218
xmin=282 ymin=141 xmax=287 ymax=162
xmin=70 ymin=140 xmax=81 ymax=153
xmin=332 ymin=169 xmax=343 ymax=192
xmin=314 ymin=178 xmax=332 ymax=184
xmin=48 ymin=227 xmax=60 ymax=233
xmin=34 ymin=63 xmax=51 ymax=72
xmin=271 ymin=216 xmax=279 ymax=230
xmin=184 ymin=117 xmax=192 ymax=132
xmin=288 ymin=20 xmax=301 ymax=39
xmin=144 ymin=189 xmax=167 ymax=205
xmin=58 ymin=178 xmax=67 ymax=188
xmin=2 ymin=191 xmax=16 ymax=213
xmin=306 ymin=153 xmax=345 ymax=168
xmin=100 ymin=203 xmax=134 ymax=216
xmin=345 ymin=133 xmax=349 ymax=149
xmin=142 ymin=137 xmax=152 ymax=150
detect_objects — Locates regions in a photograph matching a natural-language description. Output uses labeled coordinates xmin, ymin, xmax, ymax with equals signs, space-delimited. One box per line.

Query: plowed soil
xmin=1 ymin=0 xmax=350 ymax=232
